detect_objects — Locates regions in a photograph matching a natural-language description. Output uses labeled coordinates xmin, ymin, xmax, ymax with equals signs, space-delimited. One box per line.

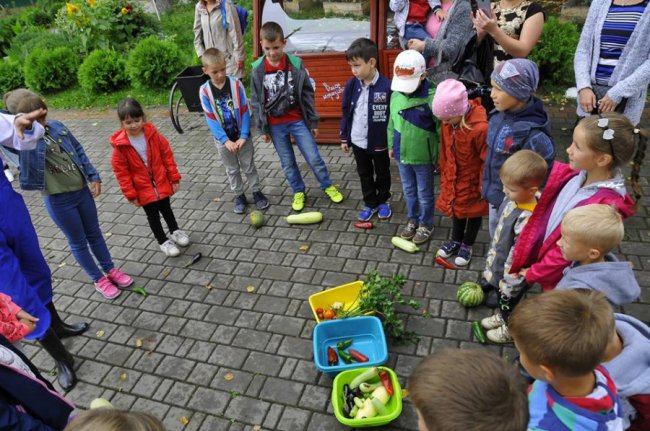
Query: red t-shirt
xmin=406 ymin=0 xmax=430 ymax=24
xmin=263 ymin=55 xmax=303 ymax=126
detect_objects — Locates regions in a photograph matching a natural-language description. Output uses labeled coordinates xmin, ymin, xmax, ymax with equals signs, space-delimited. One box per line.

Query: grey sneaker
xmin=252 ymin=191 xmax=270 ymax=210
xmin=234 ymin=194 xmax=247 ymax=214
xmin=412 ymin=226 xmax=432 ymax=245
xmin=400 ymin=221 xmax=418 ymax=240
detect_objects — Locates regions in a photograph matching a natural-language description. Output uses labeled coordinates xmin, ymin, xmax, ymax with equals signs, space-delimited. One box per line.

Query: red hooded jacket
xmin=435 ymin=99 xmax=489 ymax=219
xmin=510 ymin=162 xmax=635 ymax=291
xmin=110 ymin=123 xmax=181 ymax=206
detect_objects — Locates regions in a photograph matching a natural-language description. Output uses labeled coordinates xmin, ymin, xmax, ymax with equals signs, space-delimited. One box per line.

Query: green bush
xmin=127 ymin=37 xmax=184 ymax=89
xmin=7 ymin=30 xmax=83 ymax=64
xmin=0 ymin=15 xmax=19 ymax=57
xmin=0 ymin=59 xmax=24 ymax=95
xmin=529 ymin=16 xmax=580 ymax=87
xmin=78 ymin=49 xmax=129 ymax=93
xmin=24 ymin=47 xmax=79 ymax=93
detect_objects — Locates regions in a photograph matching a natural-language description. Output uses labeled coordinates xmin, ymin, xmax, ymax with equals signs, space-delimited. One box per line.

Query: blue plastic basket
xmin=313 ymin=316 xmax=388 ymax=378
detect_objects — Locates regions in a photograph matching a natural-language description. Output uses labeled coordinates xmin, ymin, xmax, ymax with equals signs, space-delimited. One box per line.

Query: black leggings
xmin=451 ymin=217 xmax=482 ymax=246
xmin=142 ymin=197 xmax=179 ymax=244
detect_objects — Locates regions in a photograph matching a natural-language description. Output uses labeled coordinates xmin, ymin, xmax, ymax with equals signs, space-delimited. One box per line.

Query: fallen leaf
xmin=561 ymin=127 xmax=568 ymax=131
xmin=161 ymin=270 xmax=170 ymax=279
xmin=298 ymin=244 xmax=310 ymax=252
xmin=96 ymin=330 xmax=105 ymax=338
xmin=205 ymin=284 xmax=213 ymax=290
xmin=252 ymin=426 xmax=262 ymax=431
xmin=58 ymin=262 xmax=66 ymax=268
xmin=224 ymin=372 xmax=235 ymax=381
xmin=120 ymin=372 xmax=127 ymax=381
xmin=105 ymin=232 xmax=113 ymax=238
xmin=246 ymin=286 xmax=255 ymax=293
xmin=92 ymin=122 xmax=98 ymax=126
xmin=213 ymin=197 xmax=221 ymax=202
xmin=179 ymin=416 xmax=190 ymax=426
xmin=402 ymin=389 xmax=410 ymax=398
xmin=135 ymin=339 xmax=143 ymax=348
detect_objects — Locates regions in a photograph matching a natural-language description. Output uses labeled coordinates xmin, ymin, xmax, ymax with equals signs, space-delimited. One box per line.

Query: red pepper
xmin=353 ymin=221 xmax=373 ymax=230
xmin=348 ymin=349 xmax=369 ymax=363
xmin=379 ymin=370 xmax=394 ymax=396
xmin=327 ymin=346 xmax=339 ymax=366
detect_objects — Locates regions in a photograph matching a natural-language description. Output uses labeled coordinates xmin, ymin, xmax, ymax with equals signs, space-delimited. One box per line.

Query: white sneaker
xmin=487 ymin=324 xmax=513 ymax=344
xmin=160 ymin=240 xmax=180 ymax=257
xmin=481 ymin=310 xmax=505 ymax=330
xmin=169 ymin=229 xmax=190 ymax=247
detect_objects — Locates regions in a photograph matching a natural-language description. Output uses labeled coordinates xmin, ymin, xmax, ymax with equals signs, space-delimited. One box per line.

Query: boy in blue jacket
xmin=200 ymin=48 xmax=269 ymax=214
xmin=340 ymin=38 xmax=392 ymax=221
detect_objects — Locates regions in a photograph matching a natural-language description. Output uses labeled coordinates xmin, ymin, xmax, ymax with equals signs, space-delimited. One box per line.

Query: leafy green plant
xmin=0 ymin=59 xmax=24 ymax=95
xmin=24 ymin=47 xmax=79 ymax=93
xmin=529 ymin=16 xmax=580 ymax=87
xmin=0 ymin=15 xmax=19 ymax=57
xmin=127 ymin=36 xmax=184 ymax=89
xmin=7 ymin=30 xmax=82 ymax=64
xmin=78 ymin=49 xmax=129 ymax=93
xmin=338 ymin=271 xmax=422 ymax=344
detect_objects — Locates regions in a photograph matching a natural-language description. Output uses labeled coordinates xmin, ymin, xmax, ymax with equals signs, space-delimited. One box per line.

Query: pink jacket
xmin=510 ymin=162 xmax=635 ymax=291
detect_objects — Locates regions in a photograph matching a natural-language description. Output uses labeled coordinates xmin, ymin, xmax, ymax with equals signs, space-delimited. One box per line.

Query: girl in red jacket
xmin=110 ymin=98 xmax=190 ymax=257
xmin=431 ymin=79 xmax=489 ymax=267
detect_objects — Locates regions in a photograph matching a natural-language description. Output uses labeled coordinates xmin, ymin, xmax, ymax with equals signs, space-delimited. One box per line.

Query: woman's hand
xmin=17 ymin=309 xmax=38 ymax=334
xmin=578 ymin=88 xmax=597 ymax=114
xmin=89 ymin=181 xmax=101 ymax=198
xmin=407 ymin=39 xmax=425 ymax=52
xmin=599 ymin=93 xmax=618 ymax=113
xmin=14 ymin=109 xmax=47 ymax=139
xmin=435 ymin=9 xmax=447 ymax=21
xmin=472 ymin=9 xmax=497 ymax=35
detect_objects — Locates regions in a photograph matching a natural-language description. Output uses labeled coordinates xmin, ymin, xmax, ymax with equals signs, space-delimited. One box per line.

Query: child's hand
xmin=17 ymin=310 xmax=38 ymax=334
xmin=225 ymin=140 xmax=239 ymax=154
xmin=263 ymin=134 xmax=272 ymax=143
xmin=519 ymin=268 xmax=529 ymax=277
xmin=14 ymin=108 xmax=47 ymax=139
xmin=89 ymin=181 xmax=101 ymax=198
xmin=129 ymin=199 xmax=141 ymax=207
xmin=435 ymin=9 xmax=447 ymax=21
xmin=235 ymin=138 xmax=246 ymax=149
xmin=407 ymin=39 xmax=425 ymax=52
xmin=341 ymin=143 xmax=350 ymax=154
xmin=311 ymin=129 xmax=319 ymax=139
xmin=172 ymin=182 xmax=180 ymax=193
xmin=389 ymin=149 xmax=394 ymax=159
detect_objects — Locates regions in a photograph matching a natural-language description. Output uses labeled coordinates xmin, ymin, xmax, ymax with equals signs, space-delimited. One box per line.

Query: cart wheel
xmin=169 ymin=82 xmax=203 ymax=134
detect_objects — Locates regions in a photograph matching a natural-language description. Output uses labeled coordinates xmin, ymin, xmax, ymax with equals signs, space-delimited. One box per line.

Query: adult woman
xmin=574 ymin=0 xmax=650 ymax=126
xmin=472 ymin=0 xmax=545 ymax=68
xmin=193 ymin=0 xmax=245 ymax=78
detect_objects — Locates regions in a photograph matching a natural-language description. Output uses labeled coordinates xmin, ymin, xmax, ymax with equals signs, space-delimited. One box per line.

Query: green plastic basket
xmin=331 ymin=366 xmax=403 ymax=427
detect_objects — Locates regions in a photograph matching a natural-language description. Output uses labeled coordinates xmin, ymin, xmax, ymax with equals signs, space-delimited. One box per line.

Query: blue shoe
xmin=234 ymin=194 xmax=247 ymax=214
xmin=358 ymin=207 xmax=377 ymax=222
xmin=252 ymin=191 xmax=270 ymax=210
xmin=377 ymin=202 xmax=392 ymax=220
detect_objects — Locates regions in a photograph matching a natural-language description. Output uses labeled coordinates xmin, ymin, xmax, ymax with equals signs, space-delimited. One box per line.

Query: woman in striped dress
xmin=574 ymin=0 xmax=650 ymax=126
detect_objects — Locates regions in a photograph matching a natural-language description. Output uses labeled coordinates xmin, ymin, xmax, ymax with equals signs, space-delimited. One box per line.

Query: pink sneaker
xmin=107 ymin=268 xmax=133 ymax=288
xmin=94 ymin=276 xmax=121 ymax=300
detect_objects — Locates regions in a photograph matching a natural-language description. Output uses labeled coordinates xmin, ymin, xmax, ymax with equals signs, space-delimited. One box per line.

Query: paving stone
xmin=225 ymin=395 xmax=270 ymax=424
xmin=259 ymin=377 xmax=304 ymax=405
xmin=276 ymin=406 xmax=311 ymax=431
xmin=156 ymin=356 xmax=196 ymax=380
xmin=188 ymin=387 xmax=230 ymax=416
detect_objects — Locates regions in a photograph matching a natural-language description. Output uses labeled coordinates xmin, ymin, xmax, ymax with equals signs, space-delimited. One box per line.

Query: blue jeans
xmin=269 ymin=120 xmax=332 ymax=193
xmin=398 ymin=162 xmax=435 ymax=227
xmin=44 ymin=187 xmax=114 ymax=282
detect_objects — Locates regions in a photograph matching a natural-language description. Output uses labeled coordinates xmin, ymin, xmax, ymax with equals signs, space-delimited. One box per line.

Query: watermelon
xmin=457 ymin=282 xmax=484 ymax=307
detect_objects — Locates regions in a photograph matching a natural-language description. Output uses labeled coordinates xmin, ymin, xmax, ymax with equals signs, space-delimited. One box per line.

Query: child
xmin=511 ymin=113 xmax=645 ymax=292
xmin=0 ymin=292 xmax=38 ymax=343
xmin=110 ymin=97 xmax=190 ymax=258
xmin=432 ymin=79 xmax=488 ymax=266
xmin=250 ymin=21 xmax=343 ymax=212
xmin=483 ymin=59 xmax=555 ymax=236
xmin=65 ymin=409 xmax=166 ymax=431
xmin=556 ymin=204 xmax=640 ymax=306
xmin=389 ymin=0 xmax=443 ymax=48
xmin=199 ymin=47 xmax=269 ymax=214
xmin=509 ymin=289 xmax=624 ymax=430
xmin=479 ymin=150 xmax=547 ymax=344
xmin=340 ymin=37 xmax=392 ymax=222
xmin=388 ymin=49 xmax=438 ymax=245
xmin=603 ymin=313 xmax=650 ymax=430
xmin=5 ymin=89 xmax=133 ymax=300
xmin=408 ymin=348 xmax=529 ymax=431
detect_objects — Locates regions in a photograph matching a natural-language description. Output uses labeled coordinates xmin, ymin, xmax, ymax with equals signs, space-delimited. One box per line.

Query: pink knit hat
xmin=431 ymin=79 xmax=469 ymax=119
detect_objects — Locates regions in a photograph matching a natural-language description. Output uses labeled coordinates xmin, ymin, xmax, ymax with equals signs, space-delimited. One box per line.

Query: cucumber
xmin=391 ymin=237 xmax=419 ymax=253
xmin=286 ymin=211 xmax=323 ymax=225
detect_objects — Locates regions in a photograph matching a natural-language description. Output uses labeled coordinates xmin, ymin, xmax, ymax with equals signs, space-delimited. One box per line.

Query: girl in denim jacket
xmin=5 ymin=90 xmax=132 ymax=301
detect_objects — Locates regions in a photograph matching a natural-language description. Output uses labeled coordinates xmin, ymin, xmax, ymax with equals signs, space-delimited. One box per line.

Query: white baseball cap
xmin=391 ymin=50 xmax=426 ymax=93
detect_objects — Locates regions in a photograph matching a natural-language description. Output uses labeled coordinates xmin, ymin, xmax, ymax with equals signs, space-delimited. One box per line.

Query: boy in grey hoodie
xmin=556 ymin=204 xmax=640 ymax=307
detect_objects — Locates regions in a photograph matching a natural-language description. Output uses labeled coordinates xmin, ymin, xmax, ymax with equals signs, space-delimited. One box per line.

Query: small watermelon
xmin=457 ymin=281 xmax=484 ymax=307
xmin=250 ymin=211 xmax=265 ymax=229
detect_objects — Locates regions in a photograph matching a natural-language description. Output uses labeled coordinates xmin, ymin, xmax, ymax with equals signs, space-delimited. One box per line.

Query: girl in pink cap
xmin=432 ymin=79 xmax=489 ymax=267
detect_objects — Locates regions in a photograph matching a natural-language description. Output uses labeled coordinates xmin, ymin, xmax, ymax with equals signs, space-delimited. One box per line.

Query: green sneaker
xmin=324 ymin=186 xmax=343 ymax=203
xmin=292 ymin=192 xmax=305 ymax=211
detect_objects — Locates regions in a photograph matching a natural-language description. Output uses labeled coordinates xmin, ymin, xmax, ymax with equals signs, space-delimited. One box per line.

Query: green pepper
xmin=338 ymin=348 xmax=353 ymax=364
xmin=336 ymin=339 xmax=353 ymax=350
xmin=472 ymin=321 xmax=487 ymax=344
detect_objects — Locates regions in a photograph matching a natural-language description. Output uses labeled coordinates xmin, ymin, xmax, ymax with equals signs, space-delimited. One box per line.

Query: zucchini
xmin=286 ymin=211 xmax=323 ymax=225
xmin=371 ymin=398 xmax=388 ymax=416
xmin=391 ymin=237 xmax=419 ymax=253
xmin=349 ymin=367 xmax=379 ymax=389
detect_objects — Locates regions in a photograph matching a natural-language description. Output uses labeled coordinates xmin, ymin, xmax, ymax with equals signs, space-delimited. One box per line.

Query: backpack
xmin=220 ymin=1 xmax=249 ymax=34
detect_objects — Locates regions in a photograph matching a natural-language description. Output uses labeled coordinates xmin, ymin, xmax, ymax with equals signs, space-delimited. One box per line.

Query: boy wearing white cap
xmin=387 ymin=49 xmax=438 ymax=245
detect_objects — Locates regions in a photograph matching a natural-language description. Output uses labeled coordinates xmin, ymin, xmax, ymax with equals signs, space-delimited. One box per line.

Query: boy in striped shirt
xmin=509 ymin=289 xmax=624 ymax=431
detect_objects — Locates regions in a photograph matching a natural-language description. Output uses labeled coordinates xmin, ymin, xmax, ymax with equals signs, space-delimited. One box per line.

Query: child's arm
xmin=63 ymin=123 xmax=102 ymax=197
xmin=238 ymin=83 xmax=252 ymax=141
xmin=475 ymin=124 xmax=489 ymax=192
xmin=155 ymin=131 xmax=182 ymax=185
xmin=524 ymin=243 xmax=570 ymax=289
xmin=0 ymin=293 xmax=32 ymax=343
xmin=387 ymin=110 xmax=395 ymax=159
xmin=340 ymin=80 xmax=352 ymax=153
xmin=249 ymin=69 xmax=270 ymax=142
xmin=389 ymin=0 xmax=408 ymax=13
xmin=299 ymin=63 xmax=319 ymax=132
xmin=110 ymin=147 xmax=138 ymax=204
xmin=500 ymin=214 xmax=530 ymax=299
xmin=0 ymin=111 xmax=45 ymax=151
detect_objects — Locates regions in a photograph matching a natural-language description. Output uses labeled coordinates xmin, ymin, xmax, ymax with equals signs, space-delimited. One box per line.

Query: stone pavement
xmin=18 ymin=106 xmax=649 ymax=431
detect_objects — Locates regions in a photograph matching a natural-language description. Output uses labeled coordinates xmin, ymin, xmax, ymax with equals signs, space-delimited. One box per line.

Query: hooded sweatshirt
xmin=556 ymin=254 xmax=640 ymax=306
xmin=604 ymin=314 xmax=650 ymax=429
